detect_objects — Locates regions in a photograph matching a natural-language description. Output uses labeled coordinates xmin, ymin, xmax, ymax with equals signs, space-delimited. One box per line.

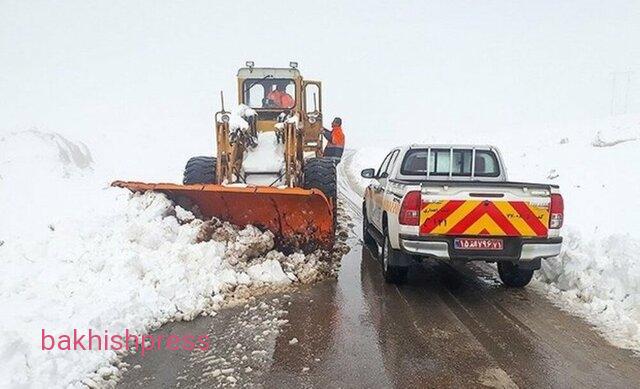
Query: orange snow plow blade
xmin=112 ymin=181 xmax=335 ymax=252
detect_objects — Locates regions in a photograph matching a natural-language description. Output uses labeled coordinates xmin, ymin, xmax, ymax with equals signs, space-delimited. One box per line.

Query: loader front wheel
xmin=303 ymin=158 xmax=337 ymax=202
xmin=304 ymin=157 xmax=338 ymax=227
xmin=183 ymin=156 xmax=216 ymax=184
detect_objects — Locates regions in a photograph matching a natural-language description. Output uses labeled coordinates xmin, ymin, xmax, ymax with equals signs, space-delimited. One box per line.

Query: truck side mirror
xmin=361 ymin=168 xmax=376 ymax=178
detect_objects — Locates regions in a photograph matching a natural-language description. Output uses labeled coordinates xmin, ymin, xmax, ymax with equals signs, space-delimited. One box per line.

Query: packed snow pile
xmin=228 ymin=104 xmax=257 ymax=133
xmin=535 ymin=233 xmax=640 ymax=351
xmin=243 ymin=132 xmax=284 ymax=174
xmin=346 ymin=114 xmax=640 ymax=352
xmin=0 ymin=129 xmax=347 ymax=388
xmin=224 ymin=104 xmax=287 ymax=185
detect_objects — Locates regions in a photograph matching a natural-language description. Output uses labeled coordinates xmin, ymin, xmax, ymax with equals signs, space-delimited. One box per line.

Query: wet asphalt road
xmin=118 ymin=153 xmax=640 ymax=388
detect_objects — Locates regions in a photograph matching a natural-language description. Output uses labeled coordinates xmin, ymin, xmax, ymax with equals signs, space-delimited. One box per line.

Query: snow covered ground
xmin=1 ymin=113 xmax=638 ymax=387
xmin=0 ymin=130 xmax=345 ymax=388
xmin=346 ymin=114 xmax=640 ymax=353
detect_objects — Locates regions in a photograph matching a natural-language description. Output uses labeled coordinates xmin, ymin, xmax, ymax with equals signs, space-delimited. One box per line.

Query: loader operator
xmin=323 ymin=117 xmax=345 ymax=161
xmin=266 ymin=83 xmax=295 ymax=108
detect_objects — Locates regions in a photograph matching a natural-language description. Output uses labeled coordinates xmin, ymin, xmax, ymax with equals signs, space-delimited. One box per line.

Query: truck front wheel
xmin=381 ymin=233 xmax=408 ymax=284
xmin=362 ymin=203 xmax=377 ymax=248
xmin=497 ymin=262 xmax=534 ymax=287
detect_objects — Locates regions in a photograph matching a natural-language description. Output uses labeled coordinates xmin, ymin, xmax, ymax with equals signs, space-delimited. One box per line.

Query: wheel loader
xmin=113 ymin=62 xmax=337 ymax=252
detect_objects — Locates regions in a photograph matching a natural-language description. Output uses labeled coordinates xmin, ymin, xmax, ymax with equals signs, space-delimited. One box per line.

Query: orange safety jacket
xmin=267 ymin=90 xmax=294 ymax=108
xmin=329 ymin=126 xmax=345 ymax=147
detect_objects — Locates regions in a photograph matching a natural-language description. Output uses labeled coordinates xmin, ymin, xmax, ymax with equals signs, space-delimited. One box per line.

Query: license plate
xmin=454 ymin=238 xmax=504 ymax=250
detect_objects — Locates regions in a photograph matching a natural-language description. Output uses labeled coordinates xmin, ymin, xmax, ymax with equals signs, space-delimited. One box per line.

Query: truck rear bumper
xmin=401 ymin=240 xmax=451 ymax=259
xmin=399 ymin=235 xmax=562 ymax=263
xmin=520 ymin=241 xmax=562 ymax=261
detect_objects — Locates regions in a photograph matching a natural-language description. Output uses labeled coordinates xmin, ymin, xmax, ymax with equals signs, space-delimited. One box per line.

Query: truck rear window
xmin=400 ymin=149 xmax=500 ymax=177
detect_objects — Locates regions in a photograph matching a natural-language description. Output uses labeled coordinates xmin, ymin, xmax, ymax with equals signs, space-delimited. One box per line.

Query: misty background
xmin=1 ymin=0 xmax=639 ymax=178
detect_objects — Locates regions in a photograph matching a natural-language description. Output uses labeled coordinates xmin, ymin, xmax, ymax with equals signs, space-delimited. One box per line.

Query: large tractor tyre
xmin=183 ymin=156 xmax=217 ymax=185
xmin=304 ymin=157 xmax=338 ymax=226
xmin=303 ymin=158 xmax=337 ymax=202
xmin=497 ymin=262 xmax=534 ymax=288
xmin=362 ymin=202 xmax=377 ymax=248
xmin=381 ymin=232 xmax=408 ymax=285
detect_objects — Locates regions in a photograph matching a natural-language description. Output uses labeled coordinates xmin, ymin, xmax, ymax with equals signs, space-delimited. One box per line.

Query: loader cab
xmin=238 ymin=67 xmax=301 ymax=122
xmin=237 ymin=63 xmax=324 ymax=155
xmin=242 ymin=77 xmax=296 ymax=110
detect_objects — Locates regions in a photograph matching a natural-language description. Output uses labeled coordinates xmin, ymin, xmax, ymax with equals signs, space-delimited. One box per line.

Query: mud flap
xmin=112 ymin=181 xmax=335 ymax=252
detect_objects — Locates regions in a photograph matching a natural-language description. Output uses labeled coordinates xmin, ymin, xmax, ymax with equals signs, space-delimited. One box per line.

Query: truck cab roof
xmin=386 ymin=144 xmax=508 ymax=183
xmin=407 ymin=144 xmax=499 ymax=151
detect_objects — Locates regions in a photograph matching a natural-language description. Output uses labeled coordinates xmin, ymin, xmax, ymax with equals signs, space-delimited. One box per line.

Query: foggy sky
xmin=2 ymin=0 xmax=639 ymax=150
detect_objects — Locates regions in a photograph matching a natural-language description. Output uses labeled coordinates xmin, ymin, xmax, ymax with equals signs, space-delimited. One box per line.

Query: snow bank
xmin=0 ymin=130 xmax=93 ymax=176
xmin=0 ymin=130 xmax=95 ymax=240
xmin=0 ymin=130 xmax=345 ymax=387
xmin=1 ymin=192 xmax=223 ymax=387
xmin=535 ymin=232 xmax=640 ymax=350
xmin=345 ymin=145 xmax=390 ymax=195
xmin=347 ymin=114 xmax=640 ymax=352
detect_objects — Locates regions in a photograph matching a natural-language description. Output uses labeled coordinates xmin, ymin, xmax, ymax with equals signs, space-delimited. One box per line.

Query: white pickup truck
xmin=361 ymin=145 xmax=563 ymax=287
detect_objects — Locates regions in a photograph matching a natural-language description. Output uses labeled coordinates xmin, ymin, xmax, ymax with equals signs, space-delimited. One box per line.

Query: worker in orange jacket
xmin=266 ymin=84 xmax=295 ymax=108
xmin=323 ymin=117 xmax=345 ymax=161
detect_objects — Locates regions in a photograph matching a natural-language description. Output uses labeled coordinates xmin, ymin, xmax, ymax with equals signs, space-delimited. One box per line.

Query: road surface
xmin=118 ymin=152 xmax=640 ymax=388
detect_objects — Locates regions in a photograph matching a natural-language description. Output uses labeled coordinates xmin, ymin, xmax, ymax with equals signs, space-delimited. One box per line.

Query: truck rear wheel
xmin=497 ymin=262 xmax=534 ymax=287
xmin=183 ymin=156 xmax=216 ymax=184
xmin=382 ymin=233 xmax=408 ymax=284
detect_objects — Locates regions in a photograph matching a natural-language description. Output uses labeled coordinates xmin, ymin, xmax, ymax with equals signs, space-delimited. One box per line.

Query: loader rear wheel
xmin=183 ymin=156 xmax=216 ymax=184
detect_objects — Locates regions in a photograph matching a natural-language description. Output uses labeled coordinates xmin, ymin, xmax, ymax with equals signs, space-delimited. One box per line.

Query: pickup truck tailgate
xmin=420 ymin=189 xmax=550 ymax=238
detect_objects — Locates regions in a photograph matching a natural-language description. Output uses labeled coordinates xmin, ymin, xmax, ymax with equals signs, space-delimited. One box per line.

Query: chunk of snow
xmin=175 ymin=206 xmax=195 ymax=222
xmin=227 ymin=104 xmax=257 ymax=132
xmin=285 ymin=113 xmax=300 ymax=127
xmin=234 ymin=104 xmax=257 ymax=118
xmin=246 ymin=260 xmax=291 ymax=284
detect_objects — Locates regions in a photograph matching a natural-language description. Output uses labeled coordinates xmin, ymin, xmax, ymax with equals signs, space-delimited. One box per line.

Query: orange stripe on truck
xmin=419 ymin=200 xmax=549 ymax=237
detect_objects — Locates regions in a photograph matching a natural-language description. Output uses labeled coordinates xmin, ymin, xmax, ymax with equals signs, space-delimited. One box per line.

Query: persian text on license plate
xmin=454 ymin=238 xmax=504 ymax=250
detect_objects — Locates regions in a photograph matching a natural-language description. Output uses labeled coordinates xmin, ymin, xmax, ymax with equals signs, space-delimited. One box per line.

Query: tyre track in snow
xmin=118 ymin=150 xmax=640 ymax=388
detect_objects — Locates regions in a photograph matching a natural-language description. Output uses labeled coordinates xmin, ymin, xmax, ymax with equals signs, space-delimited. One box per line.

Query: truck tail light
xmin=399 ymin=191 xmax=421 ymax=226
xmin=549 ymin=193 xmax=564 ymax=229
